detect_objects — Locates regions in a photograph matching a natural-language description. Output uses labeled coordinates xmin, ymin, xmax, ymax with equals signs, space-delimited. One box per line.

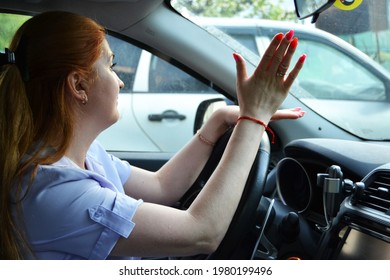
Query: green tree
xmin=0 ymin=13 xmax=30 ymax=50
xmin=172 ymin=0 xmax=296 ymax=20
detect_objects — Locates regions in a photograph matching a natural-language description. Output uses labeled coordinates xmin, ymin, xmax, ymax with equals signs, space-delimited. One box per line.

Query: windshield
xmin=171 ymin=0 xmax=390 ymax=141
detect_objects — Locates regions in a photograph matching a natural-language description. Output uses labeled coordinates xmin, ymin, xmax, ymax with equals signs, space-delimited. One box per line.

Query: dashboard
xmin=253 ymin=138 xmax=390 ymax=260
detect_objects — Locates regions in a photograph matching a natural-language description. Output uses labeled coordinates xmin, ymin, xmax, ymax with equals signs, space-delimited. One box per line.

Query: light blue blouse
xmin=18 ymin=141 xmax=143 ymax=259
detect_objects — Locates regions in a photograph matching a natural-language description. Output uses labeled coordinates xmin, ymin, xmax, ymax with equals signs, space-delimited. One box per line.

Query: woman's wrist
xmin=237 ymin=115 xmax=275 ymax=143
xmin=197 ymin=106 xmax=275 ymax=146
xmin=196 ymin=130 xmax=216 ymax=147
xmin=198 ymin=107 xmax=234 ymax=145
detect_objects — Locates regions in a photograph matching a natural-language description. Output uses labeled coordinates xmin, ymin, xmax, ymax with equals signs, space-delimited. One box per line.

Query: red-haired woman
xmin=0 ymin=11 xmax=305 ymax=259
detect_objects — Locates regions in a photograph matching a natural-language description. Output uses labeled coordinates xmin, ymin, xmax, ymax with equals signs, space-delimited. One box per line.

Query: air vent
xmin=358 ymin=172 xmax=390 ymax=213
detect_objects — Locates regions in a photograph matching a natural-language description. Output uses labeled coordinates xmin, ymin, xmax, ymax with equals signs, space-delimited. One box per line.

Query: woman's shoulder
xmin=88 ymin=140 xmax=108 ymax=157
xmin=87 ymin=140 xmax=132 ymax=186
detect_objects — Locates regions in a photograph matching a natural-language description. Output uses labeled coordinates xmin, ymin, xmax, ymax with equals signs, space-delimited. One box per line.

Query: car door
xmin=131 ymin=51 xmax=223 ymax=152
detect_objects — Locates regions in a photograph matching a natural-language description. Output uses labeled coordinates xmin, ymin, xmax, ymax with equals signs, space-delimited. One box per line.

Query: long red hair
xmin=0 ymin=11 xmax=106 ymax=259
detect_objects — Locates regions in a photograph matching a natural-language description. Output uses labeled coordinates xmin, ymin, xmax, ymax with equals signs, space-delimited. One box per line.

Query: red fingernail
xmin=285 ymin=30 xmax=294 ymax=41
xmin=233 ymin=53 xmax=239 ymax=62
xmin=290 ymin=37 xmax=298 ymax=49
xmin=275 ymin=33 xmax=284 ymax=41
xmin=299 ymin=54 xmax=307 ymax=63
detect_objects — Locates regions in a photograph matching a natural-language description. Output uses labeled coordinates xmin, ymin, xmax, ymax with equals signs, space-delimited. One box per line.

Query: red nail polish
xmin=233 ymin=53 xmax=239 ymax=62
xmin=285 ymin=30 xmax=294 ymax=41
xmin=298 ymin=54 xmax=307 ymax=63
xmin=290 ymin=37 xmax=298 ymax=48
xmin=275 ymin=33 xmax=284 ymax=41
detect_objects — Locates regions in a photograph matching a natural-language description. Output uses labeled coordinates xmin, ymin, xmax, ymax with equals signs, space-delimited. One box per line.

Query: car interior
xmin=1 ymin=0 xmax=390 ymax=260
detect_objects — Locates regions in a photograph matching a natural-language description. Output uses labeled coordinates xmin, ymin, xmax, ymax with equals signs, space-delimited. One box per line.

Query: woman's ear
xmin=66 ymin=71 xmax=89 ymax=104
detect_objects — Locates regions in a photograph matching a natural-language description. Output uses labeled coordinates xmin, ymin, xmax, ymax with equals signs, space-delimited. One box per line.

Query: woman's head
xmin=0 ymin=11 xmax=107 ymax=259
xmin=11 ymin=11 xmax=106 ymax=147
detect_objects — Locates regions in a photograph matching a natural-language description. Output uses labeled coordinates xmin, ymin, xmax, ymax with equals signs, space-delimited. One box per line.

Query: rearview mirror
xmin=294 ymin=0 xmax=335 ymax=22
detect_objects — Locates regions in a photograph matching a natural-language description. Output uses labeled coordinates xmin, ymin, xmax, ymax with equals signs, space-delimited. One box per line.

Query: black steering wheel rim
xmin=178 ymin=126 xmax=271 ymax=259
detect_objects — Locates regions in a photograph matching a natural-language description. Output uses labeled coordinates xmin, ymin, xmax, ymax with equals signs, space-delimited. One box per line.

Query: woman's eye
xmin=110 ymin=62 xmax=117 ymax=70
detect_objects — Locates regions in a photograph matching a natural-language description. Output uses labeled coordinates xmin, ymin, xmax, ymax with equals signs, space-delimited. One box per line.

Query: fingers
xmin=257 ymin=33 xmax=284 ymax=73
xmin=270 ymin=107 xmax=305 ymax=121
xmin=276 ymin=37 xmax=298 ymax=77
xmin=284 ymin=54 xmax=306 ymax=90
xmin=268 ymin=30 xmax=295 ymax=75
xmin=231 ymin=31 xmax=306 ymax=119
xmin=235 ymin=30 xmax=300 ymax=81
xmin=259 ymin=30 xmax=306 ymax=91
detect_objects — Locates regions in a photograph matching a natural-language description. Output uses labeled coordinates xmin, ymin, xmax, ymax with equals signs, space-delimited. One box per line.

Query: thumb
xmin=233 ymin=53 xmax=248 ymax=82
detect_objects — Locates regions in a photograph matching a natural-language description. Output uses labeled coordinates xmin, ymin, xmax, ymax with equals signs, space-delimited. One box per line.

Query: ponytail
xmin=0 ymin=57 xmax=33 ymax=259
xmin=0 ymin=11 xmax=106 ymax=259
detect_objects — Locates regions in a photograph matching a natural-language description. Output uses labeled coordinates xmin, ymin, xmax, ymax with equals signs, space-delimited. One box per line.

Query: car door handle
xmin=148 ymin=110 xmax=186 ymax=122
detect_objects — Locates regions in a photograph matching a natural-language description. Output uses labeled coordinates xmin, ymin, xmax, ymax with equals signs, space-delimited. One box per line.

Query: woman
xmin=0 ymin=11 xmax=305 ymax=259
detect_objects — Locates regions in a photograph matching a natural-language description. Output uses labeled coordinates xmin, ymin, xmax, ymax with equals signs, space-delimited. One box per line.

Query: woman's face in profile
xmin=83 ymin=40 xmax=124 ymax=130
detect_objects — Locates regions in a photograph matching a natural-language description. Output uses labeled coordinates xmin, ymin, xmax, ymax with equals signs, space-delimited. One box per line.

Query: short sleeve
xmin=88 ymin=191 xmax=143 ymax=259
xmin=21 ymin=165 xmax=142 ymax=260
xmin=87 ymin=141 xmax=132 ymax=186
xmin=109 ymin=154 xmax=131 ymax=185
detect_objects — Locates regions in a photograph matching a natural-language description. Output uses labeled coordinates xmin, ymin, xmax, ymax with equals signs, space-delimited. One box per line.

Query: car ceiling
xmin=0 ymin=0 xmax=241 ymax=98
xmin=0 ymin=0 xmax=162 ymax=31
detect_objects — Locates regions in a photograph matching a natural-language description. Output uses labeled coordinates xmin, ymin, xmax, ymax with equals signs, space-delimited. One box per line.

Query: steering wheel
xmin=178 ymin=126 xmax=271 ymax=259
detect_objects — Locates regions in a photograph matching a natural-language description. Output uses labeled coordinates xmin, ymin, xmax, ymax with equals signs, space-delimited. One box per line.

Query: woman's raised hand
xmin=233 ymin=30 xmax=306 ymax=122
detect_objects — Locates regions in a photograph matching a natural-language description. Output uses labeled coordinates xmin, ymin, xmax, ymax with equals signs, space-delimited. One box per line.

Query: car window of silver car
xmin=294 ymin=39 xmax=385 ymax=101
xmin=106 ymin=35 xmax=142 ymax=92
xmin=148 ymin=55 xmax=217 ymax=93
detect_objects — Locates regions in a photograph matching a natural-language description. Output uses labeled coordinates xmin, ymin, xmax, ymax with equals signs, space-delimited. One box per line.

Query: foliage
xmin=172 ymin=0 xmax=296 ymax=21
xmin=0 ymin=13 xmax=30 ymax=50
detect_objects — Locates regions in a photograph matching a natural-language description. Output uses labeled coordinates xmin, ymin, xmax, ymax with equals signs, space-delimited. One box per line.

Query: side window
xmin=107 ymin=34 xmax=218 ymax=94
xmin=149 ymin=56 xmax=215 ymax=93
xmin=106 ymin=35 xmax=141 ymax=92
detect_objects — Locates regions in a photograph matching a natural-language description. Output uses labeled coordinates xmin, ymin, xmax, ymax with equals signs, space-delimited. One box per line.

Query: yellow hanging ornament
xmin=333 ymin=0 xmax=363 ymax=11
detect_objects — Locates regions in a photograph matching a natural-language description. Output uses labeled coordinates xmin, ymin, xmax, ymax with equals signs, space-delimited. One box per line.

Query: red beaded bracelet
xmin=237 ymin=115 xmax=275 ymax=144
